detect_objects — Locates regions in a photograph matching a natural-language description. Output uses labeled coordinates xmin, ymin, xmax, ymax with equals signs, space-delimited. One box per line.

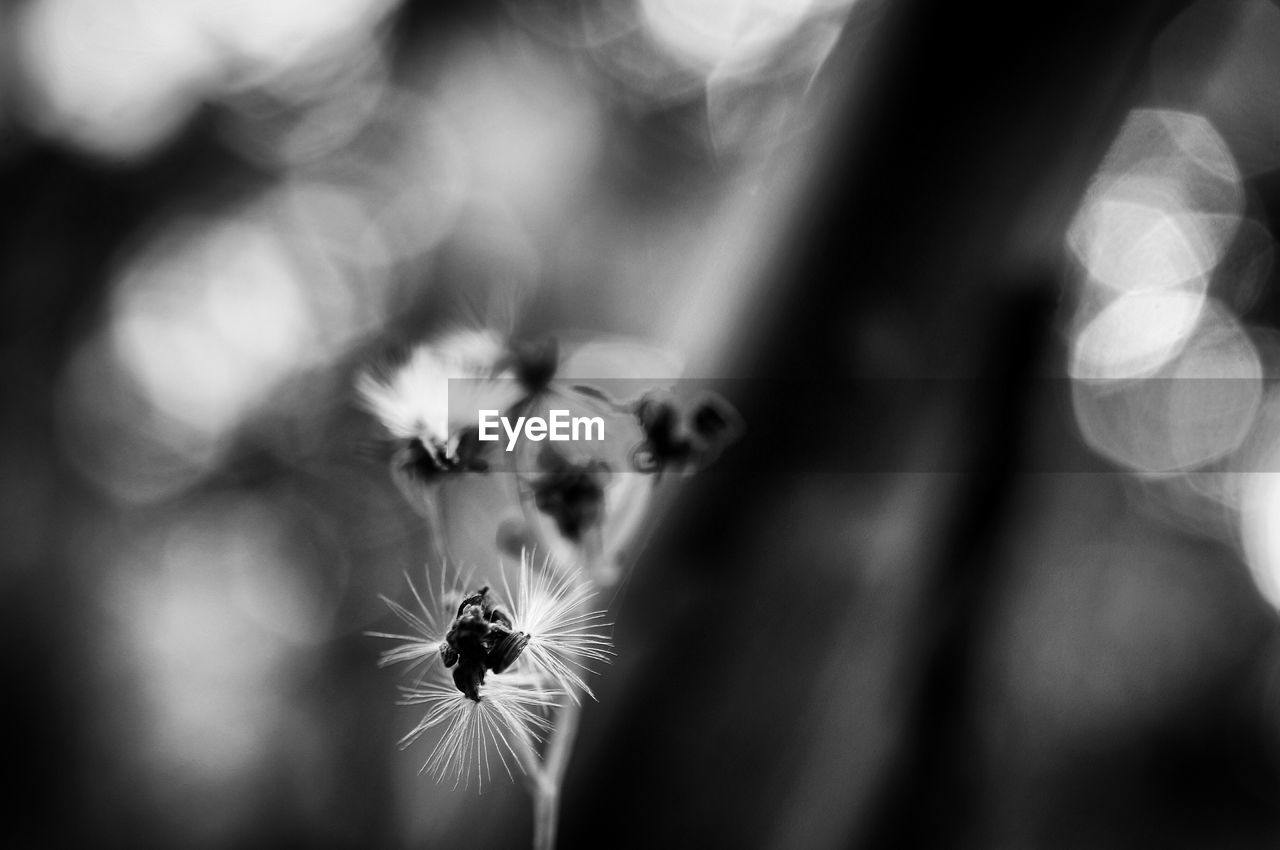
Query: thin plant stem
xmin=521 ymin=655 xmax=585 ymax=850
xmin=512 ymin=729 xmax=558 ymax=850
xmin=544 ymin=696 xmax=582 ymax=785
xmin=510 ymin=694 xmax=569 ymax=850
xmin=578 ymin=524 xmax=609 ymax=588
xmin=395 ymin=467 xmax=451 ymax=567
xmin=514 ymin=730 xmax=543 ymax=788
xmin=531 ymin=779 xmax=560 ymax=850
xmin=427 ymin=490 xmax=450 ymax=568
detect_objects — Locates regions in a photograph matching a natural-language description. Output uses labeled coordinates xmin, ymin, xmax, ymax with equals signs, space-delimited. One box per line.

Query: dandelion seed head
xmin=372 ymin=554 xmax=612 ymax=703
xmin=371 ymin=554 xmax=611 ymax=786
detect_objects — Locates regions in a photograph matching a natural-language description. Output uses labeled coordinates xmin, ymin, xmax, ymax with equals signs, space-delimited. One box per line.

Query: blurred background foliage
xmin=6 ymin=0 xmax=1280 ymax=847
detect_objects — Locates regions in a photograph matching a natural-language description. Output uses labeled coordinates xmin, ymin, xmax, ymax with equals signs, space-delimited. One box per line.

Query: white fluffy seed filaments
xmin=503 ymin=554 xmax=614 ymax=703
xmin=366 ymin=569 xmax=461 ymax=677
xmin=356 ymin=346 xmax=456 ymax=446
xmin=398 ymin=676 xmax=555 ymax=789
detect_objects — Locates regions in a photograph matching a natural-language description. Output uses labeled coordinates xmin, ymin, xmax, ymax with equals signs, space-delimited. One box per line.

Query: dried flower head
xmin=370 ymin=553 xmax=613 ymax=785
xmin=438 ymin=584 xmax=529 ymax=702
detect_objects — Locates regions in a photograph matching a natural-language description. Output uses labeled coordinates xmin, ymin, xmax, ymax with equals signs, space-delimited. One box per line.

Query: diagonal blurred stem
xmin=517 ymin=650 xmax=586 ymax=850
xmin=531 ymin=783 xmax=559 ymax=850
xmin=566 ymin=0 xmax=1205 ymax=846
xmin=544 ymin=695 xmax=582 ymax=786
xmin=525 ymin=695 xmax=580 ymax=850
xmin=425 ymin=490 xmax=450 ymax=569
xmin=392 ymin=465 xmax=451 ymax=567
xmin=513 ymin=730 xmax=557 ymax=850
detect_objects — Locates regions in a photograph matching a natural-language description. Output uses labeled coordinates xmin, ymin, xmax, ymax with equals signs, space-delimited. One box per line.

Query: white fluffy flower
xmin=357 ymin=329 xmax=522 ymax=460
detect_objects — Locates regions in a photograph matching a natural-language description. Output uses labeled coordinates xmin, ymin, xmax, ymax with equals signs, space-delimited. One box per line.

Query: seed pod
xmin=489 ymin=630 xmax=531 ymax=674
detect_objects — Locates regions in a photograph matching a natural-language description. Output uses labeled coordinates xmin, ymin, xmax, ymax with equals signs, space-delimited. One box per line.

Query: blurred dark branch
xmin=762 ymin=0 xmax=1200 ymax=846
xmin=571 ymin=0 xmax=1201 ymax=847
xmin=760 ymin=1 xmax=1197 ymax=846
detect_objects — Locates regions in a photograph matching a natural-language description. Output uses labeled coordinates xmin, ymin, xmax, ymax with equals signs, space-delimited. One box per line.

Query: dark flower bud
xmin=632 ymin=392 xmax=693 ymax=471
xmin=630 ymin=390 xmax=741 ymax=474
xmin=530 ymin=446 xmax=610 ymax=542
